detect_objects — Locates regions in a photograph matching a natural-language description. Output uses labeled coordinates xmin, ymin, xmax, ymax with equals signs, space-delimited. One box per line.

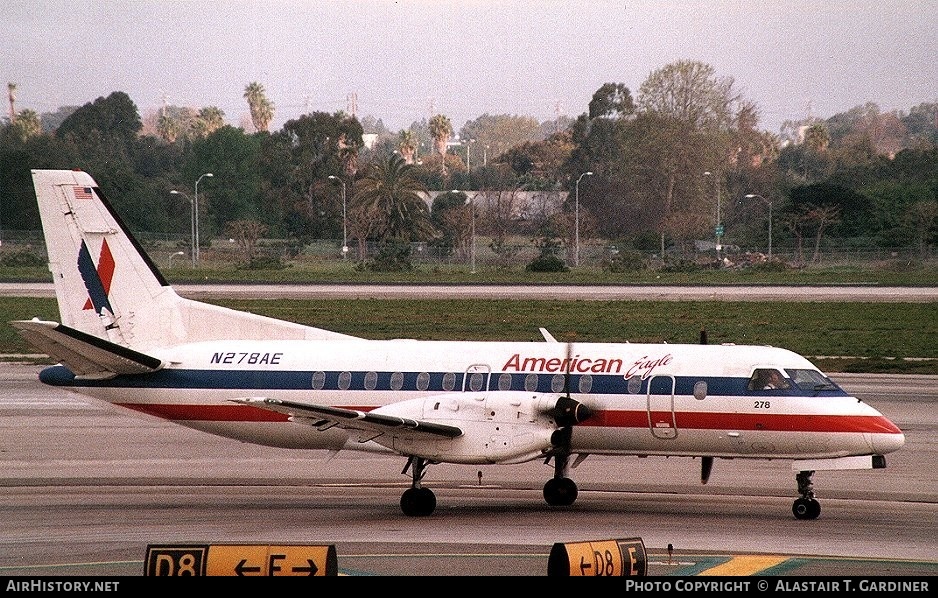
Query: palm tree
xmin=398 ymin=129 xmax=417 ymax=164
xmin=194 ymin=106 xmax=226 ymax=137
xmin=9 ymin=108 xmax=40 ymax=140
xmin=7 ymin=82 xmax=16 ymax=123
xmin=354 ymin=154 xmax=437 ymax=243
xmin=243 ymin=82 xmax=274 ymax=132
xmin=428 ymin=114 xmax=452 ymax=159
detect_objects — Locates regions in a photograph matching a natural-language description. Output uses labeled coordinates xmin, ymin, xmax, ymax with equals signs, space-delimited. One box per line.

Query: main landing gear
xmin=543 ymin=427 xmax=578 ymax=507
xmin=400 ymin=456 xmax=436 ymax=516
xmin=792 ymin=470 xmax=821 ymax=520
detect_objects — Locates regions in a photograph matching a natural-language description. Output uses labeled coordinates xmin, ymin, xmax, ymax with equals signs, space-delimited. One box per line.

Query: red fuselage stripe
xmin=117 ymin=404 xmax=901 ymax=434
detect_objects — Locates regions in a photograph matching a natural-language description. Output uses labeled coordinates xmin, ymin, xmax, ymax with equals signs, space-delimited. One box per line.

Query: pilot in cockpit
xmin=749 ymin=368 xmax=790 ymax=390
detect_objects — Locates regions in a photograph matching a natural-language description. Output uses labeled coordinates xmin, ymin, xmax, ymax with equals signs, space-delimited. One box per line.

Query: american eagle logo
xmin=77 ymin=238 xmax=115 ymax=315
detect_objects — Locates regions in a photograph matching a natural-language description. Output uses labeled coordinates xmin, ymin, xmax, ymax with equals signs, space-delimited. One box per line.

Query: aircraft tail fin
xmin=28 ymin=169 xmax=358 ymax=353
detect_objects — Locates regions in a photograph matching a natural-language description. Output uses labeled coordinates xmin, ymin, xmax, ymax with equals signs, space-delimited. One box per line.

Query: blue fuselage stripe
xmin=38 ymin=366 xmax=848 ymax=398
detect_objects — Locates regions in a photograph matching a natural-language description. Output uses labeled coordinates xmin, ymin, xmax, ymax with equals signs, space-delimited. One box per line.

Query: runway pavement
xmin=0 ymin=364 xmax=936 ymax=577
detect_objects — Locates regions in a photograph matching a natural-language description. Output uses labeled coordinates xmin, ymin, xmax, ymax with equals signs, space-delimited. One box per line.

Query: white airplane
xmin=12 ymin=169 xmax=905 ymax=518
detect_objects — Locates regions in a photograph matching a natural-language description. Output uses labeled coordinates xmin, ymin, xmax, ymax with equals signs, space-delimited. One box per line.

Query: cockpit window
xmin=785 ymin=369 xmax=839 ymax=391
xmin=747 ymin=368 xmax=791 ymax=390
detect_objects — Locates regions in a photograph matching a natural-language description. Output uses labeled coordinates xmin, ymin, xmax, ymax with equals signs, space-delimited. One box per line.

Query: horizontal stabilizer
xmin=233 ymin=397 xmax=463 ymax=439
xmin=11 ymin=319 xmax=163 ymax=379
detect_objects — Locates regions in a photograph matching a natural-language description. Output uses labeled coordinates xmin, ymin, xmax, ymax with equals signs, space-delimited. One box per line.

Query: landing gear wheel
xmin=792 ymin=470 xmax=820 ymax=520
xmin=543 ymin=476 xmax=578 ymax=506
xmin=401 ymin=487 xmax=436 ymax=516
xmin=792 ymin=497 xmax=820 ymax=520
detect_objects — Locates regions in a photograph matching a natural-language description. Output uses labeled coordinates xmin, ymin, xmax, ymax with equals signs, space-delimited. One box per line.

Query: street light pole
xmin=471 ymin=193 xmax=476 ymax=274
xmin=465 ymin=138 xmax=476 ymax=174
xmin=328 ymin=175 xmax=348 ymax=258
xmin=745 ymin=193 xmax=773 ymax=261
xmin=194 ymin=172 xmax=213 ymax=266
xmin=704 ymin=171 xmax=722 ymax=260
xmin=457 ymin=190 xmax=477 ymax=274
xmin=575 ymin=171 xmax=593 ymax=267
xmin=169 ymin=189 xmax=195 ymax=268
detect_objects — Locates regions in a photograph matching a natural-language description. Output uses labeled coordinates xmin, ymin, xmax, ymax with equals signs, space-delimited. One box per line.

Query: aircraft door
xmin=647 ymin=375 xmax=677 ymax=439
xmin=463 ymin=364 xmax=491 ymax=395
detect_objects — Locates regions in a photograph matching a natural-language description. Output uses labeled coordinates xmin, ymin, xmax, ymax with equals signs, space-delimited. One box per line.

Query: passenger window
xmin=550 ymin=374 xmax=565 ymax=393
xmin=312 ymin=371 xmax=326 ymax=390
xmin=627 ymin=375 xmax=642 ymax=394
xmin=578 ymin=374 xmax=592 ymax=393
xmin=390 ymin=371 xmax=404 ymax=391
xmin=338 ymin=371 xmax=351 ymax=390
xmin=748 ymin=368 xmax=790 ymax=391
xmin=469 ymin=372 xmax=485 ymax=392
xmin=524 ymin=373 xmax=538 ymax=392
xmin=498 ymin=373 xmax=512 ymax=391
xmin=364 ymin=371 xmax=377 ymax=391
xmin=417 ymin=372 xmax=430 ymax=391
xmin=442 ymin=372 xmax=456 ymax=391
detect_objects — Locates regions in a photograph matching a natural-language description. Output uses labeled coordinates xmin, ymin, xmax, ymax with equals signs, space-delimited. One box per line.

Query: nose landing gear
xmin=792 ymin=470 xmax=821 ymax=520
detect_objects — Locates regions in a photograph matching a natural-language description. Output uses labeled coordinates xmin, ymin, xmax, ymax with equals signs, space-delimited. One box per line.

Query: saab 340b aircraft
xmin=12 ymin=169 xmax=905 ymax=518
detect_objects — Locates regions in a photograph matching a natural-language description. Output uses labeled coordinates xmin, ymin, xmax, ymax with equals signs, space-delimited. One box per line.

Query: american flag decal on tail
xmin=73 ymin=186 xmax=93 ymax=200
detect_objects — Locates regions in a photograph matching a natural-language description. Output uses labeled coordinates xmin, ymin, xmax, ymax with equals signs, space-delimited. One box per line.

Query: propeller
xmin=545 ymin=333 xmax=593 ymax=463
xmin=554 ymin=332 xmax=593 ymax=424
xmin=699 ymin=327 xmax=713 ymax=484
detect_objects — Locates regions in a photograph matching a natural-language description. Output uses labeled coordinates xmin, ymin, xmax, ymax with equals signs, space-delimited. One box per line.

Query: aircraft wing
xmin=10 ymin=319 xmax=164 ymax=378
xmin=232 ymin=397 xmax=464 ymax=441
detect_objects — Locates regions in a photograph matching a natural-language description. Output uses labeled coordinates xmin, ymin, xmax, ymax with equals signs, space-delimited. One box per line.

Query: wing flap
xmin=10 ymin=319 xmax=163 ymax=378
xmin=232 ymin=397 xmax=463 ymax=440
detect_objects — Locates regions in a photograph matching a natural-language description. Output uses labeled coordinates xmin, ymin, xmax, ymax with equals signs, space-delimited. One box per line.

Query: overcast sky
xmin=4 ymin=0 xmax=936 ymax=136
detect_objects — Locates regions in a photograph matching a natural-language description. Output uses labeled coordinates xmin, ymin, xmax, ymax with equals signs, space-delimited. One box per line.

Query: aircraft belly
xmin=178 ymin=420 xmax=353 ymax=450
xmin=571 ymin=427 xmax=860 ymax=459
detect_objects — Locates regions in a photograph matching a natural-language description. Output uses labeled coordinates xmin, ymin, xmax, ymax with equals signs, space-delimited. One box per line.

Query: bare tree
xmin=225 ymin=219 xmax=268 ymax=264
xmin=806 ymin=205 xmax=841 ymax=264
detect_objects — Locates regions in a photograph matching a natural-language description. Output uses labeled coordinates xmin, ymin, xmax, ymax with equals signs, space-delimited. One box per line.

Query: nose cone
xmin=872 ymin=429 xmax=906 ymax=455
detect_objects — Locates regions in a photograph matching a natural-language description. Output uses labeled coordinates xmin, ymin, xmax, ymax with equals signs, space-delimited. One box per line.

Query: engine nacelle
xmin=368 ymin=391 xmax=592 ymax=464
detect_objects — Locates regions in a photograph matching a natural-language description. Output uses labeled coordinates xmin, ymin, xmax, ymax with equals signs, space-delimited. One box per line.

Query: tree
xmin=588 ymin=83 xmax=636 ymax=120
xmin=806 ymin=205 xmax=842 ymax=264
xmin=243 ymin=82 xmax=274 ymax=133
xmin=224 ymin=219 xmax=268 ymax=264
xmin=156 ymin=112 xmax=182 ymax=143
xmin=429 ymin=114 xmax=453 ymax=160
xmin=7 ymin=82 xmax=15 ymax=123
xmin=398 ymin=129 xmax=418 ymax=164
xmin=191 ymin=126 xmax=263 ymax=235
xmin=262 ymin=111 xmax=363 ymax=243
xmin=56 ymin=91 xmax=142 ymax=143
xmin=192 ymin=106 xmax=226 ymax=138
xmin=459 ymin=113 xmax=543 ymax=170
xmin=803 ymin=122 xmax=830 ymax=152
xmin=638 ymin=60 xmax=738 ymax=131
xmin=430 ymin=190 xmax=471 ymax=259
xmin=905 ymin=200 xmax=938 ymax=258
xmin=8 ymin=109 xmax=41 ymax=141
xmin=354 ymin=153 xmax=436 ymax=243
